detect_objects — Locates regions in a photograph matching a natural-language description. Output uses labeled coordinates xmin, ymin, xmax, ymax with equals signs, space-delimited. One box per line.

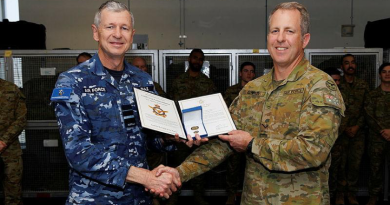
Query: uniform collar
xmin=262 ymin=58 xmax=309 ymax=90
xmin=89 ymin=53 xmax=136 ymax=77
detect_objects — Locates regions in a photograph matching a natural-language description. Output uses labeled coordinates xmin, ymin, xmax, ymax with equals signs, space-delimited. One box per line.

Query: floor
xmin=0 ymin=196 xmax=389 ymax=205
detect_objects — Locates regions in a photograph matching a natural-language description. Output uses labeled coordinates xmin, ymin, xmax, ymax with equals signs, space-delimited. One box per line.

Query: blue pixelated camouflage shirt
xmin=52 ymin=54 xmax=172 ymax=205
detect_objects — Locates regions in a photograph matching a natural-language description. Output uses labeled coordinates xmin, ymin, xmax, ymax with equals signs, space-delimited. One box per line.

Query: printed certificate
xmin=134 ymin=88 xmax=186 ymax=138
xmin=134 ymin=89 xmax=236 ymax=139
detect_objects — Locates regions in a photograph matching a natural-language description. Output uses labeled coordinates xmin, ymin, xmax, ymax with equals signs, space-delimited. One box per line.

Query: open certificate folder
xmin=134 ymin=88 xmax=236 ymax=140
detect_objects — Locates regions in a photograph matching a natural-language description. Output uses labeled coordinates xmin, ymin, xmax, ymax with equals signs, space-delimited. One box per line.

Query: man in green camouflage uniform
xmin=335 ymin=54 xmax=370 ymax=205
xmin=323 ymin=67 xmax=346 ymax=204
xmin=223 ymin=62 xmax=256 ymax=205
xmin=365 ymin=63 xmax=390 ymax=205
xmin=0 ymin=79 xmax=27 ymax=205
xmin=157 ymin=2 xmax=345 ymax=205
xmin=167 ymin=49 xmax=217 ymax=205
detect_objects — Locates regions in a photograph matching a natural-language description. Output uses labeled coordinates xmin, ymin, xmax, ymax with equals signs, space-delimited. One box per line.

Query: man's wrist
xmin=246 ymin=138 xmax=254 ymax=157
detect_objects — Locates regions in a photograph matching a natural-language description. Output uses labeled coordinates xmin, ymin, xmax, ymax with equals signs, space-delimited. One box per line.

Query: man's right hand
xmin=171 ymin=133 xmax=208 ymax=148
xmin=126 ymin=166 xmax=180 ymax=199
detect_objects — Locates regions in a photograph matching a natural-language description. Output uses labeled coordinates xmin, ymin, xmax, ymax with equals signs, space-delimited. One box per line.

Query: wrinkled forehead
xmin=100 ymin=9 xmax=132 ymax=26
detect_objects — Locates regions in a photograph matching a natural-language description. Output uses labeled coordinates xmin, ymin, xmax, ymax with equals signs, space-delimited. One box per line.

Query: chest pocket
xmin=82 ymin=92 xmax=121 ymax=128
xmin=240 ymin=90 xmax=266 ymax=137
xmin=374 ymin=98 xmax=390 ymax=118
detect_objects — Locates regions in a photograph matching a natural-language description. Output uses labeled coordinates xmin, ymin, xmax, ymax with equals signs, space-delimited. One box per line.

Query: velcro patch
xmin=326 ymin=80 xmax=337 ymax=91
xmin=244 ymin=90 xmax=265 ymax=96
xmin=138 ymin=86 xmax=154 ymax=92
xmin=51 ymin=88 xmax=72 ymax=101
xmin=324 ymin=94 xmax=341 ymax=107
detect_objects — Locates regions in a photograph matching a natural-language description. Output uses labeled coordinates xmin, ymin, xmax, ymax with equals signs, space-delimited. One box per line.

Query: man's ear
xmin=92 ymin=24 xmax=99 ymax=42
xmin=302 ymin=33 xmax=310 ymax=49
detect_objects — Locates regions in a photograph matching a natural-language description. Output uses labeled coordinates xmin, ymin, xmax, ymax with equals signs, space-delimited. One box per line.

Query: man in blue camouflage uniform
xmin=0 ymin=79 xmax=27 ymax=205
xmin=365 ymin=63 xmax=390 ymax=205
xmin=223 ymin=62 xmax=256 ymax=205
xmin=156 ymin=2 xmax=345 ymax=205
xmin=51 ymin=1 xmax=180 ymax=204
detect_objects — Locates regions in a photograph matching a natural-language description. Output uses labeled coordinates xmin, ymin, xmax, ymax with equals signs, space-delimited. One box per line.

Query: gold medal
xmin=191 ymin=126 xmax=199 ymax=130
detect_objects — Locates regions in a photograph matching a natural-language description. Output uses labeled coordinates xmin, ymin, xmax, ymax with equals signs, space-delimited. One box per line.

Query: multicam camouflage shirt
xmin=52 ymin=54 xmax=173 ymax=205
xmin=365 ymin=86 xmax=390 ymax=141
xmin=176 ymin=59 xmax=345 ymax=205
xmin=224 ymin=83 xmax=242 ymax=107
xmin=338 ymin=76 xmax=369 ymax=132
xmin=168 ymin=70 xmax=217 ymax=101
xmin=0 ymin=79 xmax=26 ymax=157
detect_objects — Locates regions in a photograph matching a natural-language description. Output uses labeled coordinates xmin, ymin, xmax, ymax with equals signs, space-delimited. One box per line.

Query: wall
xmin=18 ymin=0 xmax=390 ymax=50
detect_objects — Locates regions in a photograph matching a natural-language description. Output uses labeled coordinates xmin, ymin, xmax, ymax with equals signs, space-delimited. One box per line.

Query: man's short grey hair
xmin=94 ymin=0 xmax=134 ymax=28
xmin=268 ymin=2 xmax=310 ymax=36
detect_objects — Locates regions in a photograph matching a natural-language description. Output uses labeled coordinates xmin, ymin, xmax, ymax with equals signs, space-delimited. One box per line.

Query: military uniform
xmin=335 ymin=76 xmax=369 ymax=194
xmin=365 ymin=86 xmax=390 ymax=197
xmin=167 ymin=70 xmax=217 ymax=204
xmin=177 ymin=59 xmax=345 ymax=205
xmin=223 ymin=83 xmax=245 ymax=196
xmin=52 ymin=54 xmax=173 ymax=205
xmin=147 ymin=81 xmax=166 ymax=174
xmin=0 ymin=79 xmax=27 ymax=205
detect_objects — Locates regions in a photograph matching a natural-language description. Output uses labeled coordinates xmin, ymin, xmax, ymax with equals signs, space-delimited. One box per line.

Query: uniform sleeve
xmin=177 ymin=138 xmax=232 ymax=182
xmin=52 ymin=74 xmax=131 ymax=189
xmin=154 ymin=82 xmax=167 ymax=98
xmin=223 ymin=88 xmax=234 ymax=107
xmin=356 ymin=82 xmax=370 ymax=128
xmin=232 ymin=81 xmax=345 ymax=172
xmin=1 ymin=86 xmax=27 ymax=145
xmin=364 ymin=92 xmax=382 ymax=134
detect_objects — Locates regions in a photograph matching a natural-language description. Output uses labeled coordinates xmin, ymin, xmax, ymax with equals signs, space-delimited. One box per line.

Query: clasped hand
xmin=144 ymin=165 xmax=181 ymax=199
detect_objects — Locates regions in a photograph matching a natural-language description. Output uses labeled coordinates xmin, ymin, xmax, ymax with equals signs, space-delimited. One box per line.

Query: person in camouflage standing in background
xmin=223 ymin=61 xmax=256 ymax=205
xmin=0 ymin=78 xmax=27 ymax=205
xmin=157 ymin=2 xmax=345 ymax=204
xmin=335 ymin=54 xmax=370 ymax=205
xmin=167 ymin=48 xmax=217 ymax=205
xmin=364 ymin=62 xmax=390 ymax=205
xmin=132 ymin=56 xmax=168 ymax=205
xmin=132 ymin=57 xmax=167 ymax=98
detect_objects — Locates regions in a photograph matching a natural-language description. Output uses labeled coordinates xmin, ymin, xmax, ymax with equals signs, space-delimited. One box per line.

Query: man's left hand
xmin=218 ymin=130 xmax=253 ymax=152
xmin=381 ymin=129 xmax=390 ymax=141
xmin=0 ymin=141 xmax=7 ymax=153
xmin=165 ymin=133 xmax=209 ymax=148
xmin=346 ymin=125 xmax=359 ymax=138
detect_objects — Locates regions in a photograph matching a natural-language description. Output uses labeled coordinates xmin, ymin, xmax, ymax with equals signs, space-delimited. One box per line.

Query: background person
xmin=76 ymin=52 xmax=92 ymax=65
xmin=0 ymin=78 xmax=27 ymax=205
xmin=223 ymin=61 xmax=256 ymax=205
xmin=364 ymin=62 xmax=390 ymax=205
xmin=335 ymin=54 xmax=370 ymax=205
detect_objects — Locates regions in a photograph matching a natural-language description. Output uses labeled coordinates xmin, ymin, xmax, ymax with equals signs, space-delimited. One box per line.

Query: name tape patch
xmin=284 ymin=88 xmax=304 ymax=95
xmin=83 ymin=87 xmax=106 ymax=93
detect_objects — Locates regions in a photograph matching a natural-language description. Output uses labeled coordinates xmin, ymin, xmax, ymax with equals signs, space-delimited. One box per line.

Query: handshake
xmin=144 ymin=165 xmax=182 ymax=199
xmin=127 ymin=133 xmax=208 ymax=199
xmin=126 ymin=163 xmax=181 ymax=199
